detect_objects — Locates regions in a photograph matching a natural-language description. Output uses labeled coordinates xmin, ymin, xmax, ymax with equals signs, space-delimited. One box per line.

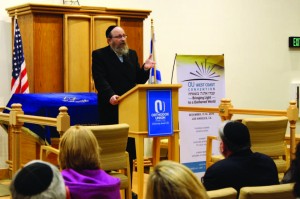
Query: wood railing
xmin=0 ymin=103 xmax=70 ymax=176
xmin=179 ymin=98 xmax=299 ymax=160
xmin=1 ymin=99 xmax=298 ymax=174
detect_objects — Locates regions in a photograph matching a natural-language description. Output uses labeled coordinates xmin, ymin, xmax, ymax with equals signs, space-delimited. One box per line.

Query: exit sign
xmin=289 ymin=37 xmax=300 ymax=48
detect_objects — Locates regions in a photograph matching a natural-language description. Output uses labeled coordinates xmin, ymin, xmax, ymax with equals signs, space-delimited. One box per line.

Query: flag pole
xmin=151 ymin=19 xmax=157 ymax=84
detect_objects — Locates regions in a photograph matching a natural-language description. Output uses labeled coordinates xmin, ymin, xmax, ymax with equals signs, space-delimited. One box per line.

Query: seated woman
xmin=59 ymin=125 xmax=121 ymax=199
xmin=145 ymin=160 xmax=209 ymax=199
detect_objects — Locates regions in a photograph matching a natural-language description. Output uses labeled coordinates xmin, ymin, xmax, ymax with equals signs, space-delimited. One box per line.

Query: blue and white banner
xmin=147 ymin=90 xmax=173 ymax=136
xmin=176 ymin=55 xmax=225 ymax=179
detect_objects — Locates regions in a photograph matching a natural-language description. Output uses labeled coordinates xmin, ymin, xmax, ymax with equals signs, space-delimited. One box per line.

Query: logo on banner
xmin=180 ymin=59 xmax=224 ymax=105
xmin=182 ymin=59 xmax=221 ymax=82
xmin=147 ymin=90 xmax=173 ymax=136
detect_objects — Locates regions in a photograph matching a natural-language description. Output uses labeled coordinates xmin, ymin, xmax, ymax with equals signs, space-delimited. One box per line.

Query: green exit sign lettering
xmin=289 ymin=37 xmax=300 ymax=48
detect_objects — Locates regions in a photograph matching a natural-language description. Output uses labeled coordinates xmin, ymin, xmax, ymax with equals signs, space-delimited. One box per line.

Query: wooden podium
xmin=118 ymin=84 xmax=181 ymax=198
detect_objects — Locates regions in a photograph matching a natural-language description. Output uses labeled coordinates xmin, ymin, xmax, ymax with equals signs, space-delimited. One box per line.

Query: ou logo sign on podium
xmin=155 ymin=100 xmax=165 ymax=113
xmin=147 ymin=89 xmax=173 ymax=136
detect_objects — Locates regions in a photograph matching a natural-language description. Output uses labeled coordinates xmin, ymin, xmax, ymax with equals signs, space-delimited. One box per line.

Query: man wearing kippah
xmin=10 ymin=160 xmax=68 ymax=199
xmin=202 ymin=121 xmax=279 ymax=195
xmin=92 ymin=25 xmax=155 ymax=199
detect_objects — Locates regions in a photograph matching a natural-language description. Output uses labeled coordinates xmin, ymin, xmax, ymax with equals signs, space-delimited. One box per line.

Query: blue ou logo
xmin=155 ymin=100 xmax=165 ymax=113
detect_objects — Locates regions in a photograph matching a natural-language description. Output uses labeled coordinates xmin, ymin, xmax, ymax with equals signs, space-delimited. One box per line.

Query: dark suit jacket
xmin=92 ymin=46 xmax=150 ymax=125
xmin=202 ymin=149 xmax=279 ymax=194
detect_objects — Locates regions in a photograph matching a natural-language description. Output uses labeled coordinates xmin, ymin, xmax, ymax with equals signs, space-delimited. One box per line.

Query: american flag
xmin=11 ymin=19 xmax=29 ymax=94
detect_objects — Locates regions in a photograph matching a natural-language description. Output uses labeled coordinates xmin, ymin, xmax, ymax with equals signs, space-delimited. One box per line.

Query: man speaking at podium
xmin=92 ymin=25 xmax=155 ymax=198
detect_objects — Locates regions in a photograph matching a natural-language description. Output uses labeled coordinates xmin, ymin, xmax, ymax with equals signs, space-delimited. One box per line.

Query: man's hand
xmin=109 ymin=95 xmax=120 ymax=105
xmin=143 ymin=54 xmax=156 ymax=70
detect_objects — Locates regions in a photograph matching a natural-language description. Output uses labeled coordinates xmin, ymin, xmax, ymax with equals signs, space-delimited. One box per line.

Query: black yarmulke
xmin=105 ymin=25 xmax=117 ymax=38
xmin=14 ymin=162 xmax=53 ymax=196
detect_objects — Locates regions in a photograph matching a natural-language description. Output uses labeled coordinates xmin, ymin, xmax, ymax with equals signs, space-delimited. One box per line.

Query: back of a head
xmin=293 ymin=142 xmax=300 ymax=197
xmin=219 ymin=120 xmax=251 ymax=153
xmin=145 ymin=160 xmax=209 ymax=199
xmin=295 ymin=142 xmax=300 ymax=159
xmin=10 ymin=160 xmax=66 ymax=199
xmin=59 ymin=125 xmax=101 ymax=170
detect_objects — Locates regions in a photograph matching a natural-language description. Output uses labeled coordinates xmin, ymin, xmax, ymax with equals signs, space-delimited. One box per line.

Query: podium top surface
xmin=118 ymin=84 xmax=182 ymax=102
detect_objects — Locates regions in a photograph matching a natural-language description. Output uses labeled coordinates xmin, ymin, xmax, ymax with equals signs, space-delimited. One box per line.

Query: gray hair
xmin=10 ymin=160 xmax=66 ymax=199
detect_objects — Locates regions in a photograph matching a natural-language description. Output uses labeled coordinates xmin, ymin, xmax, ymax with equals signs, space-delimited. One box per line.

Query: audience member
xmin=145 ymin=160 xmax=209 ymax=199
xmin=202 ymin=120 xmax=279 ymax=193
xmin=294 ymin=143 xmax=300 ymax=199
xmin=59 ymin=125 xmax=121 ymax=199
xmin=10 ymin=160 xmax=67 ymax=199
xmin=281 ymin=142 xmax=300 ymax=198
xmin=282 ymin=142 xmax=300 ymax=183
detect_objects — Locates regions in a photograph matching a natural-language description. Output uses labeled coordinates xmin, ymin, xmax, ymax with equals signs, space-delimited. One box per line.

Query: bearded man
xmin=92 ymin=25 xmax=154 ymax=199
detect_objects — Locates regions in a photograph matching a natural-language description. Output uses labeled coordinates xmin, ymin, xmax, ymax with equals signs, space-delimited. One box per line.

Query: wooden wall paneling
xmin=64 ymin=15 xmax=92 ymax=92
xmin=121 ymin=19 xmax=145 ymax=66
xmin=93 ymin=16 xmax=120 ymax=50
xmin=34 ymin=14 xmax=64 ymax=93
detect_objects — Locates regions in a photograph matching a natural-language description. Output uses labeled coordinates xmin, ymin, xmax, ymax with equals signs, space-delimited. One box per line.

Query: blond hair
xmin=59 ymin=125 xmax=101 ymax=170
xmin=146 ymin=160 xmax=209 ymax=199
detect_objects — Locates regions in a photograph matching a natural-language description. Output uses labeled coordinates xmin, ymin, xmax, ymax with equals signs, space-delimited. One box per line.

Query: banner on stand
xmin=176 ymin=55 xmax=225 ymax=178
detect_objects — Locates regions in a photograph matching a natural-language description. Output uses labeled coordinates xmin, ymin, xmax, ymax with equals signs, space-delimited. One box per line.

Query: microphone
xmin=170 ymin=53 xmax=177 ymax=84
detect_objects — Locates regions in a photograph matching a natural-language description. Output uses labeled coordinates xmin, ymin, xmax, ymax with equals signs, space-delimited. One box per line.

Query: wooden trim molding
xmin=6 ymin=3 xmax=151 ymax=19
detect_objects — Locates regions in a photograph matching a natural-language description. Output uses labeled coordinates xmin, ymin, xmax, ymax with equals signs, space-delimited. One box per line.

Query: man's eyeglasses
xmin=110 ymin=34 xmax=128 ymax=39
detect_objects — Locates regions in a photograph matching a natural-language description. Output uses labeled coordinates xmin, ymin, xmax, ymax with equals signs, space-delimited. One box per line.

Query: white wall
xmin=1 ymin=0 xmax=300 ymax=110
